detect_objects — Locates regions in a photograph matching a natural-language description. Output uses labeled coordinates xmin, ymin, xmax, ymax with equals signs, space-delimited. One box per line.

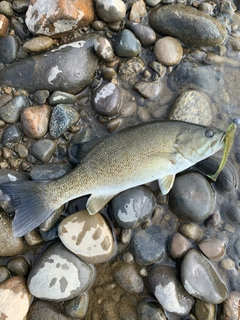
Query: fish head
xmin=174 ymin=125 xmax=226 ymax=164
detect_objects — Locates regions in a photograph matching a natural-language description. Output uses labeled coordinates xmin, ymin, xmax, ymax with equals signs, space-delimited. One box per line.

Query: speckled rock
xmin=111 ymin=186 xmax=155 ymax=229
xmin=93 ymin=36 xmax=114 ymax=62
xmin=21 ymin=104 xmax=51 ymax=138
xmin=22 ymin=36 xmax=54 ymax=52
xmin=154 ymin=36 xmax=183 ymax=66
xmin=218 ymin=291 xmax=240 ymax=320
xmin=63 ymin=292 xmax=89 ymax=318
xmin=149 ymin=4 xmax=227 ymax=47
xmin=169 ymin=172 xmax=216 ymax=222
xmin=125 ymin=22 xmax=156 ymax=47
xmin=198 ymin=238 xmax=226 ymax=262
xmin=25 ymin=0 xmax=94 ymax=37
xmin=27 ymin=242 xmax=95 ymax=302
xmin=118 ymin=57 xmax=145 ymax=76
xmin=0 ymin=211 xmax=25 ymax=255
xmin=0 ymin=276 xmax=32 ymax=320
xmin=148 ymin=265 xmax=194 ymax=315
xmin=113 ymin=29 xmax=141 ymax=58
xmin=95 ymin=0 xmax=126 ymax=23
xmin=0 ymin=95 xmax=30 ymax=124
xmin=131 ymin=225 xmax=165 ymax=265
xmin=134 ymin=81 xmax=161 ymax=99
xmin=112 ymin=262 xmax=144 ymax=293
xmin=28 ymin=300 xmax=74 ymax=320
xmin=138 ymin=301 xmax=167 ymax=320
xmin=92 ymin=82 xmax=121 ymax=117
xmin=49 ymin=104 xmax=79 ymax=139
xmin=0 ymin=36 xmax=99 ymax=94
xmin=181 ymin=249 xmax=228 ymax=304
xmin=168 ymin=90 xmax=213 ymax=126
xmin=58 ymin=210 xmax=115 ymax=264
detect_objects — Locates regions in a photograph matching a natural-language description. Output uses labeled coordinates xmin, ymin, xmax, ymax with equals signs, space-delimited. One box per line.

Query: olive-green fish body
xmin=0 ymin=120 xmax=225 ymax=237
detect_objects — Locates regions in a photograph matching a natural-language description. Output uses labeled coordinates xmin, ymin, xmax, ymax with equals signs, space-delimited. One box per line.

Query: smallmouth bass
xmin=0 ymin=120 xmax=226 ymax=237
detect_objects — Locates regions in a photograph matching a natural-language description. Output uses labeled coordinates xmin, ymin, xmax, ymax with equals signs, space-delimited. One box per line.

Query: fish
xmin=207 ymin=122 xmax=237 ymax=181
xmin=0 ymin=120 xmax=226 ymax=238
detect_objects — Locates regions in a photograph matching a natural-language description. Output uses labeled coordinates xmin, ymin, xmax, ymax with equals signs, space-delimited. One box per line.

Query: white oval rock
xmin=58 ymin=210 xmax=115 ymax=264
xmin=27 ymin=242 xmax=95 ymax=302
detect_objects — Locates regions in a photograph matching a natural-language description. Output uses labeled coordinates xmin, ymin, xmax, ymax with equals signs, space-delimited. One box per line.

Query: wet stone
xmin=168 ymin=90 xmax=213 ymax=126
xmin=125 ymin=22 xmax=156 ymax=47
xmin=40 ymin=220 xmax=61 ymax=242
xmin=95 ymin=0 xmax=126 ymax=23
xmin=178 ymin=223 xmax=203 ymax=242
xmin=0 ymin=37 xmax=99 ymax=94
xmin=149 ymin=61 xmax=166 ymax=77
xmin=0 ymin=276 xmax=32 ymax=320
xmin=25 ymin=0 xmax=94 ymax=37
xmin=12 ymin=0 xmax=29 ymax=13
xmin=169 ymin=232 xmax=192 ymax=260
xmin=131 ymin=225 xmax=165 ymax=265
xmin=0 ymin=14 xmax=9 ymax=37
xmin=149 ymin=4 xmax=227 ymax=47
xmin=49 ymin=104 xmax=79 ymax=139
xmin=169 ymin=172 xmax=216 ymax=222
xmin=134 ymin=81 xmax=161 ymax=99
xmin=218 ymin=291 xmax=240 ymax=320
xmin=0 ymin=266 xmax=11 ymax=283
xmin=0 ymin=35 xmax=19 ymax=64
xmin=63 ymin=292 xmax=89 ymax=318
xmin=223 ymin=204 xmax=240 ymax=226
xmin=7 ymin=256 xmax=30 ymax=276
xmin=49 ymin=91 xmax=77 ymax=105
xmin=58 ymin=210 xmax=115 ymax=264
xmin=11 ymin=17 xmax=30 ymax=41
xmin=27 ymin=242 xmax=95 ymax=302
xmin=2 ymin=125 xmax=21 ymax=146
xmin=22 ymin=36 xmax=54 ymax=53
xmin=21 ymin=104 xmax=51 ymax=139
xmin=148 ymin=265 xmax=194 ymax=315
xmin=33 ymin=90 xmax=50 ymax=105
xmin=0 ymin=95 xmax=30 ymax=124
xmin=154 ymin=36 xmax=183 ymax=66
xmin=30 ymin=163 xmax=72 ymax=181
xmin=138 ymin=301 xmax=167 ymax=320
xmin=193 ymin=299 xmax=216 ymax=320
xmin=112 ymin=262 xmax=144 ymax=293
xmin=111 ymin=186 xmax=155 ymax=229
xmin=102 ymin=67 xmax=117 ymax=79
xmin=24 ymin=229 xmax=44 ymax=247
xmin=28 ymin=300 xmax=74 ymax=320
xmin=129 ymin=0 xmax=147 ymax=22
xmin=31 ymin=139 xmax=56 ymax=163
xmin=181 ymin=248 xmax=228 ymax=304
xmin=92 ymin=82 xmax=121 ymax=117
xmin=113 ymin=29 xmax=141 ymax=58
xmin=198 ymin=238 xmax=226 ymax=262
xmin=0 ymin=1 xmax=13 ymax=17
xmin=94 ymin=36 xmax=114 ymax=62
xmin=118 ymin=56 xmax=145 ymax=76
xmin=0 ymin=211 xmax=25 ymax=256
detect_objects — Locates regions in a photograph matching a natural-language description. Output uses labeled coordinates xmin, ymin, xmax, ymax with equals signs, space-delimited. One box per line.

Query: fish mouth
xmin=211 ymin=131 xmax=226 ymax=149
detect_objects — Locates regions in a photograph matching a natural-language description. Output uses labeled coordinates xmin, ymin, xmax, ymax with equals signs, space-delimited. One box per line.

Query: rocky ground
xmin=0 ymin=0 xmax=240 ymax=319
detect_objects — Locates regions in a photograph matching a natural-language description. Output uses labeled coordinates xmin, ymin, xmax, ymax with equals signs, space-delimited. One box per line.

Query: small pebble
xmin=22 ymin=36 xmax=54 ymax=52
xmin=64 ymin=292 xmax=89 ymax=319
xmin=94 ymin=36 xmax=114 ymax=62
xmin=154 ymin=36 xmax=183 ymax=66
xmin=31 ymin=139 xmax=56 ymax=163
xmin=198 ymin=238 xmax=226 ymax=262
xmin=178 ymin=223 xmax=203 ymax=242
xmin=113 ymin=29 xmax=141 ymax=58
xmin=48 ymin=91 xmax=77 ymax=105
xmin=7 ymin=256 xmax=30 ymax=277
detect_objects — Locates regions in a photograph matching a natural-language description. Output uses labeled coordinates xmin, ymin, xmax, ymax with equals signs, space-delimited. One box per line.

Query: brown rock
xmin=21 ymin=104 xmax=51 ymax=138
xmin=169 ymin=232 xmax=192 ymax=260
xmin=198 ymin=238 xmax=226 ymax=262
xmin=25 ymin=0 xmax=94 ymax=37
xmin=218 ymin=291 xmax=240 ymax=320
xmin=0 ymin=14 xmax=9 ymax=37
xmin=154 ymin=36 xmax=183 ymax=66
xmin=0 ymin=276 xmax=32 ymax=320
xmin=22 ymin=36 xmax=54 ymax=53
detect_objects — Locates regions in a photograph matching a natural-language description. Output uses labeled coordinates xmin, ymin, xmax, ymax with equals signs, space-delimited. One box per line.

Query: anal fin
xmin=158 ymin=175 xmax=176 ymax=195
xmin=86 ymin=193 xmax=117 ymax=215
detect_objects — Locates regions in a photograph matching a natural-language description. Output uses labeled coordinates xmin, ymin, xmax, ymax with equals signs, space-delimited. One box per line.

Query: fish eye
xmin=205 ymin=129 xmax=214 ymax=138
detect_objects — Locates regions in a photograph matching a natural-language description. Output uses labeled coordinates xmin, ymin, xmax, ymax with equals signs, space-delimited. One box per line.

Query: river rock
xmin=63 ymin=292 xmax=89 ymax=318
xmin=7 ymin=256 xmax=30 ymax=276
xmin=131 ymin=225 xmax=165 ymax=265
xmin=21 ymin=104 xmax=51 ymax=139
xmin=95 ymin=0 xmax=126 ymax=23
xmin=112 ymin=262 xmax=144 ymax=293
xmin=0 ymin=35 xmax=18 ymax=64
xmin=154 ymin=36 xmax=183 ymax=66
xmin=169 ymin=172 xmax=216 ymax=222
xmin=0 ymin=1 xmax=13 ymax=16
xmin=138 ymin=301 xmax=167 ymax=320
xmin=198 ymin=238 xmax=226 ymax=262
xmin=93 ymin=36 xmax=114 ymax=62
xmin=148 ymin=265 xmax=194 ymax=315
xmin=0 ymin=95 xmax=30 ymax=124
xmin=113 ymin=29 xmax=141 ymax=57
xmin=25 ymin=0 xmax=94 ymax=37
xmin=118 ymin=57 xmax=145 ymax=76
xmin=134 ymin=81 xmax=161 ymax=99
xmin=58 ymin=210 xmax=115 ymax=264
xmin=0 ymin=276 xmax=32 ymax=320
xmin=0 ymin=36 xmax=99 ymax=94
xmin=27 ymin=242 xmax=95 ymax=302
xmin=218 ymin=291 xmax=240 ymax=320
xmin=181 ymin=248 xmax=228 ymax=304
xmin=0 ymin=13 xmax=9 ymax=37
xmin=92 ymin=82 xmax=121 ymax=117
xmin=22 ymin=36 xmax=54 ymax=53
xmin=129 ymin=0 xmax=147 ymax=21
xmin=31 ymin=139 xmax=56 ymax=163
xmin=111 ymin=186 xmax=155 ymax=229
xmin=30 ymin=163 xmax=71 ymax=180
xmin=125 ymin=22 xmax=156 ymax=47
xmin=49 ymin=104 xmax=79 ymax=139
xmin=2 ymin=125 xmax=21 ymax=146
xmin=169 ymin=232 xmax=192 ymax=260
xmin=193 ymin=300 xmax=216 ymax=320
xmin=0 ymin=211 xmax=25 ymax=255
xmin=28 ymin=300 xmax=73 ymax=320
xmin=149 ymin=4 xmax=227 ymax=47
xmin=168 ymin=90 xmax=213 ymax=126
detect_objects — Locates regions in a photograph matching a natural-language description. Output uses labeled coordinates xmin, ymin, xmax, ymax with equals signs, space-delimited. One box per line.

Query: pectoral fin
xmin=158 ymin=175 xmax=176 ymax=195
xmin=86 ymin=193 xmax=117 ymax=215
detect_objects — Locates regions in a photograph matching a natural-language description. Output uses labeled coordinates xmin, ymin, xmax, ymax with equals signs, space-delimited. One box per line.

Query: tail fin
xmin=0 ymin=181 xmax=54 ymax=238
